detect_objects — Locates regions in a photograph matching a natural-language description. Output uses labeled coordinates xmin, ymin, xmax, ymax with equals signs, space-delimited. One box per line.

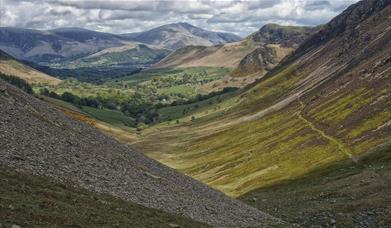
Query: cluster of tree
xmin=170 ymin=87 xmax=238 ymax=106
xmin=149 ymin=72 xmax=214 ymax=88
xmin=0 ymin=73 xmax=32 ymax=94
xmin=32 ymin=64 xmax=142 ymax=84
xmin=39 ymin=84 xmax=237 ymax=126
xmin=40 ymin=88 xmax=101 ymax=108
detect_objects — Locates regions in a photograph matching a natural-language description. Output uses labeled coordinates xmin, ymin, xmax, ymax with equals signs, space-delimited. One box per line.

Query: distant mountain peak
xmin=121 ymin=22 xmax=241 ymax=50
xmin=48 ymin=27 xmax=96 ymax=33
xmin=249 ymin=24 xmax=318 ymax=47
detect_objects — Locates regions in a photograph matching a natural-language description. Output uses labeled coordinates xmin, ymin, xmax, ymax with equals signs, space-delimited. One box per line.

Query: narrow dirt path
xmin=297 ymin=99 xmax=358 ymax=163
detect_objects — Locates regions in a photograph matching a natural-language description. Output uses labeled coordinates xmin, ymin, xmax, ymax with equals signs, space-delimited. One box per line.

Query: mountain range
xmin=1 ymin=0 xmax=390 ymax=226
xmin=0 ymin=23 xmax=241 ymax=80
xmin=0 ymin=23 xmax=240 ymax=65
xmin=121 ymin=22 xmax=241 ymax=50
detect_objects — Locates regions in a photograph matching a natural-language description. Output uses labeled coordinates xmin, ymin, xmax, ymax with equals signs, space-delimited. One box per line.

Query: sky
xmin=0 ymin=0 xmax=360 ymax=37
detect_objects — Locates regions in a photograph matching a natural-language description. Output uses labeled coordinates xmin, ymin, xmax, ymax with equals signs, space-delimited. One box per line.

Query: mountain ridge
xmin=121 ymin=22 xmax=242 ymax=50
xmin=154 ymin=24 xmax=316 ymax=77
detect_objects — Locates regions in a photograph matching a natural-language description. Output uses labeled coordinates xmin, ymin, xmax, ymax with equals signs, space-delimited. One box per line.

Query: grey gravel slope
xmin=0 ymin=80 xmax=284 ymax=227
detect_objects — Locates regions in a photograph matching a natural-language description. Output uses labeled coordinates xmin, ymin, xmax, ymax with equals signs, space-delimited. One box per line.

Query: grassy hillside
xmin=0 ymin=51 xmax=61 ymax=85
xmin=0 ymin=167 xmax=208 ymax=227
xmin=129 ymin=0 xmax=391 ymax=198
xmin=58 ymin=44 xmax=171 ymax=69
xmin=81 ymin=106 xmax=136 ymax=128
xmin=240 ymin=142 xmax=391 ymax=227
xmin=154 ymin=39 xmax=259 ymax=69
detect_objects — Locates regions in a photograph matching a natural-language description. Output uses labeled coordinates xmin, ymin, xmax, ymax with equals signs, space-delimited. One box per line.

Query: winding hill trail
xmin=297 ymin=99 xmax=357 ymax=163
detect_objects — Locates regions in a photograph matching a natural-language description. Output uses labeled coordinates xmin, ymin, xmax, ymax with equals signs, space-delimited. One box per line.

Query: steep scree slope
xmin=0 ymin=80 xmax=282 ymax=227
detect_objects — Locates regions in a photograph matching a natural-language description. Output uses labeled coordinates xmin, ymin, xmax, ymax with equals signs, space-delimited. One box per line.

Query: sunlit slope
xmin=0 ymin=50 xmax=61 ymax=85
xmin=154 ymin=24 xmax=314 ymax=70
xmin=154 ymin=40 xmax=259 ymax=69
xmin=132 ymin=0 xmax=391 ymax=197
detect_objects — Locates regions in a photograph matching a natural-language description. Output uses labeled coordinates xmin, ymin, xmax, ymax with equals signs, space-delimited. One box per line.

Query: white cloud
xmin=1 ymin=0 xmax=360 ymax=36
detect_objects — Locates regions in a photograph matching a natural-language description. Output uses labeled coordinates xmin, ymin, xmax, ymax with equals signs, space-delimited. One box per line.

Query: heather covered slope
xmin=0 ymin=50 xmax=61 ymax=85
xmin=240 ymin=142 xmax=391 ymax=227
xmin=0 ymin=80 xmax=282 ymax=227
xmin=131 ymin=0 xmax=391 ymax=197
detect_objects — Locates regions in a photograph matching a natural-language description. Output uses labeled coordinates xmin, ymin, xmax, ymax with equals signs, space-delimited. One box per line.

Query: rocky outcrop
xmin=251 ymin=24 xmax=318 ymax=47
xmin=0 ymin=80 xmax=283 ymax=227
xmin=232 ymin=24 xmax=317 ymax=77
xmin=232 ymin=46 xmax=279 ymax=76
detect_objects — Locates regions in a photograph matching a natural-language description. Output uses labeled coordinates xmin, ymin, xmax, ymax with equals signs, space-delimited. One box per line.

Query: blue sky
xmin=1 ymin=0 xmax=360 ymax=36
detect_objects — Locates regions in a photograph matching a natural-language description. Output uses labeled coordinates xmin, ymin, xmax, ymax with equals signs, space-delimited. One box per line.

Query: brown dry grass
xmin=0 ymin=59 xmax=61 ymax=85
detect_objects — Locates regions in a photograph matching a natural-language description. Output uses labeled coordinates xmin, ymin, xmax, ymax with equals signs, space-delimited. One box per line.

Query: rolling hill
xmin=60 ymin=43 xmax=171 ymax=69
xmin=121 ymin=22 xmax=241 ymax=50
xmin=131 ymin=0 xmax=391 ymax=205
xmin=0 ymin=79 xmax=282 ymax=226
xmin=0 ymin=50 xmax=61 ymax=85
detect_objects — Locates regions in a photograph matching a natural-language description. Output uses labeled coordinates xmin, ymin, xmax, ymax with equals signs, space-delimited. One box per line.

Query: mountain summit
xmin=121 ymin=22 xmax=242 ymax=50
